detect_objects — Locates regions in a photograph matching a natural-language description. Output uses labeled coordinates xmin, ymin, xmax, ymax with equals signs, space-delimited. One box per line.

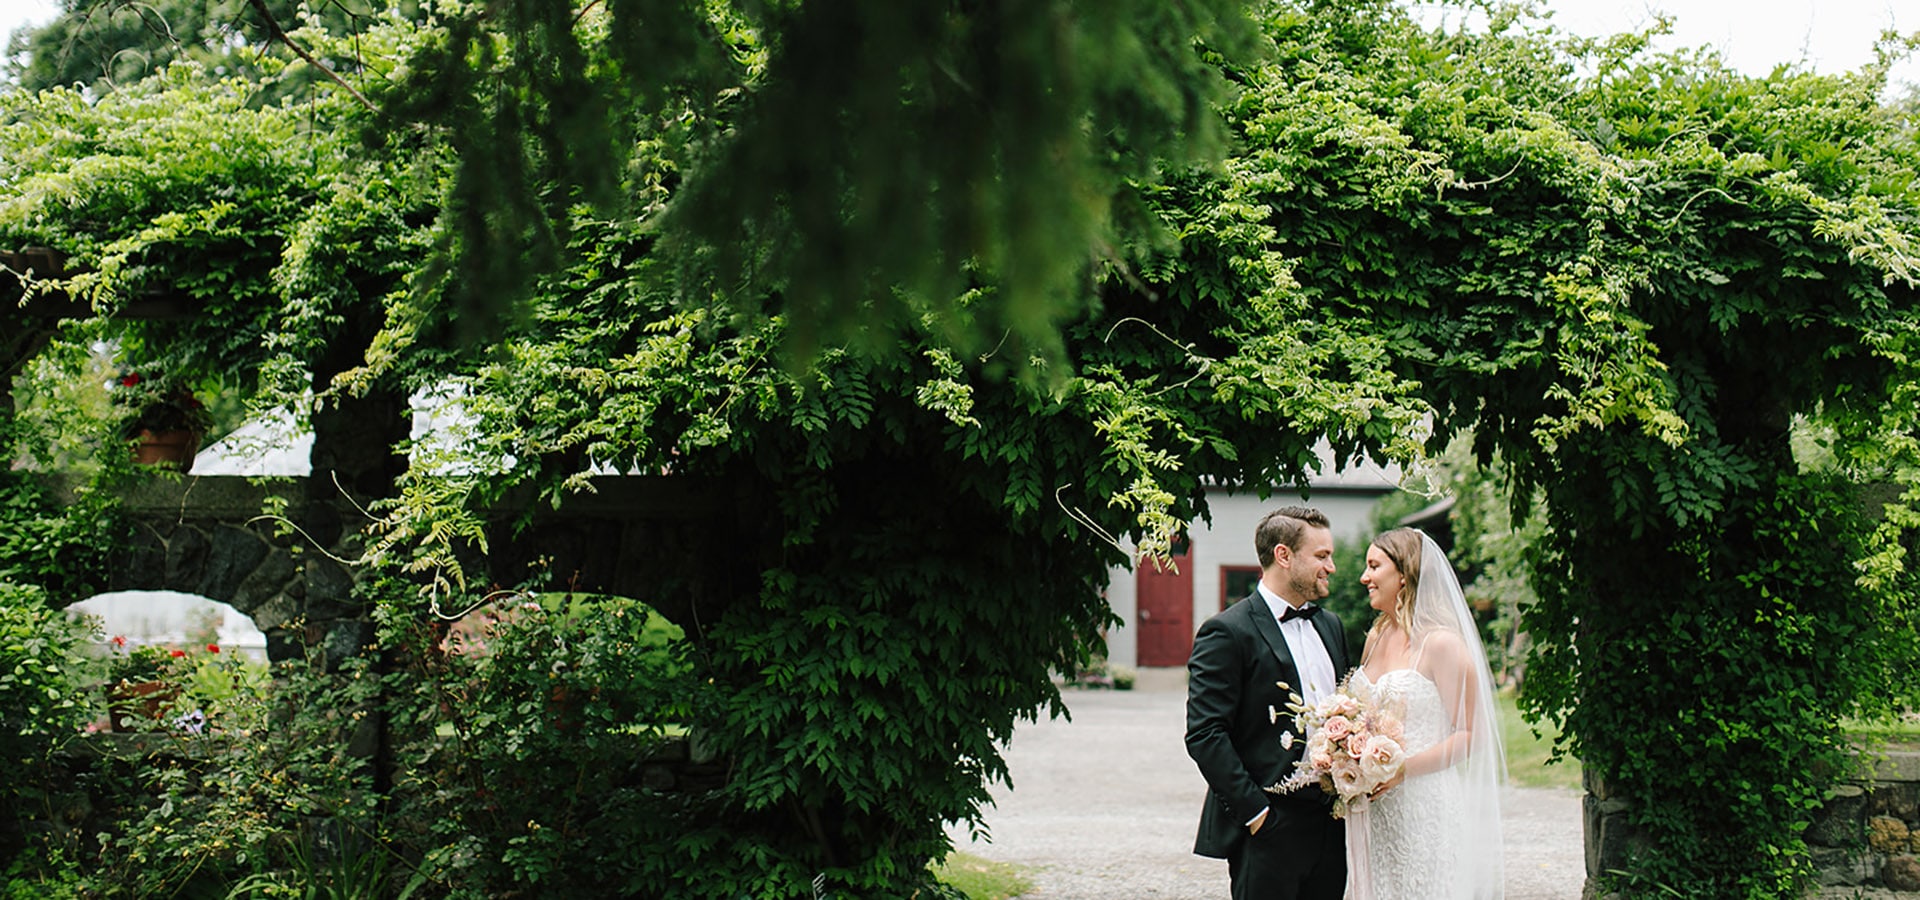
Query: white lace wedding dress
xmin=1349 ymin=667 xmax=1466 ymax=900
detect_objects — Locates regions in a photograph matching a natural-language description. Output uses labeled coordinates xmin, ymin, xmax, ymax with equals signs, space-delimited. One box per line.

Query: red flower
xmin=206 ymin=644 xmax=220 ymax=654
xmin=110 ymin=635 xmax=128 ymax=648
xmin=119 ymin=373 xmax=141 ymax=387
xmin=169 ymin=649 xmax=187 ymax=658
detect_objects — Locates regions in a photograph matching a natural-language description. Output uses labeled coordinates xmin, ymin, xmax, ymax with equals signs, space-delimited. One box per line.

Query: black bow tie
xmin=1279 ymin=604 xmax=1319 ymax=624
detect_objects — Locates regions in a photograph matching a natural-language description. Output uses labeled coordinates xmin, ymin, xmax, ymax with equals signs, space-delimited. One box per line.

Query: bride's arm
xmin=1400 ymin=632 xmax=1482 ymax=778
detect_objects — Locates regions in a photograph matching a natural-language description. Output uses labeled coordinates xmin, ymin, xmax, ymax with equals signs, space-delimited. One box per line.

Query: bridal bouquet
xmin=1265 ymin=676 xmax=1405 ymax=818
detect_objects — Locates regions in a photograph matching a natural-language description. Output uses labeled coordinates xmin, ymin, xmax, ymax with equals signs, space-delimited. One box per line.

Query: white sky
xmin=0 ymin=0 xmax=57 ymax=43
xmin=0 ymin=0 xmax=1913 ymax=88
xmin=1503 ymin=0 xmax=1916 ymax=87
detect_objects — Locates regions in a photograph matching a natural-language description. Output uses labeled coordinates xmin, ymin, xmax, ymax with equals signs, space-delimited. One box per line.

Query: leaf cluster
xmin=360 ymin=0 xmax=1271 ymax=371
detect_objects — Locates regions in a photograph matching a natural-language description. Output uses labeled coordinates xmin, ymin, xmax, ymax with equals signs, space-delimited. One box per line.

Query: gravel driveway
xmin=946 ymin=679 xmax=1586 ymax=899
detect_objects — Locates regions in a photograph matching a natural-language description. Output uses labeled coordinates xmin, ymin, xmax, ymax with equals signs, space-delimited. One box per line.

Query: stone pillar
xmin=1581 ymin=766 xmax=1635 ymax=900
xmin=276 ymin=384 xmax=408 ymax=667
xmin=277 ymin=301 xmax=411 ymax=668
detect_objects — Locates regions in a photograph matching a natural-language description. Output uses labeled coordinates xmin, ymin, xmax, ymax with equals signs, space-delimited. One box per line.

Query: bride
xmin=1349 ymin=528 xmax=1504 ymax=900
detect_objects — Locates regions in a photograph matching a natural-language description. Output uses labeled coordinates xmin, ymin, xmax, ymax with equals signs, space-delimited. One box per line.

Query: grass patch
xmin=1844 ymin=714 xmax=1920 ymax=743
xmin=932 ymin=851 xmax=1036 ymax=900
xmin=1499 ymin=693 xmax=1582 ymax=790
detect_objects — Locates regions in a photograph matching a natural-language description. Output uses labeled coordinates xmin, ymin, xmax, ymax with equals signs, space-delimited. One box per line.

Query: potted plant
xmin=110 ymin=370 xmax=214 ymax=471
xmin=104 ymin=641 xmax=184 ymax=732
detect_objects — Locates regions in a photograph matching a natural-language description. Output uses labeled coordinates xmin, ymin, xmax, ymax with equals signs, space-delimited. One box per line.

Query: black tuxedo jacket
xmin=1185 ymin=590 xmax=1351 ymax=858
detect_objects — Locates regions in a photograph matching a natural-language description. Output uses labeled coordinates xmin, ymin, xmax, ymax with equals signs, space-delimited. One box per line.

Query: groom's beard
xmin=1289 ymin=568 xmax=1329 ymax=602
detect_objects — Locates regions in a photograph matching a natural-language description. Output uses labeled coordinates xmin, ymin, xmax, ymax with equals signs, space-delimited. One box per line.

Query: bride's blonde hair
xmin=1367 ymin=527 xmax=1424 ymax=641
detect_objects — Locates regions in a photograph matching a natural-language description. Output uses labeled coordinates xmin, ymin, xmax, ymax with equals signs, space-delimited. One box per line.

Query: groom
xmin=1185 ymin=506 xmax=1349 ymax=900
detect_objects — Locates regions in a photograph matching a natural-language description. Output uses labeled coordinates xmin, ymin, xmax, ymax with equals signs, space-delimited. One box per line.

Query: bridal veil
xmin=1408 ymin=529 xmax=1506 ymax=899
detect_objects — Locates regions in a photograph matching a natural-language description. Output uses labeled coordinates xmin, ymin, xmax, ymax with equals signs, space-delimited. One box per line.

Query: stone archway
xmin=91 ymin=477 xmax=333 ymax=662
xmin=68 ymin=590 xmax=270 ymax=659
xmin=77 ymin=472 xmax=743 ymax=664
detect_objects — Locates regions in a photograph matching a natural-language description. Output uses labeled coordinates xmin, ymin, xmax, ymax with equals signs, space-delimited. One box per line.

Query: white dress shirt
xmin=1258 ymin=582 xmax=1337 ymax=708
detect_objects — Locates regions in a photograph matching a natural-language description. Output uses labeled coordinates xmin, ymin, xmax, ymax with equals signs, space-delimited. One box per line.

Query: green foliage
xmin=1530 ymin=475 xmax=1880 ymax=895
xmin=0 ymin=56 xmax=440 ymax=415
xmin=358 ymin=0 xmax=1273 ymax=369
xmin=0 ymin=582 xmax=95 ymax=767
xmin=5 ymin=1 xmax=1919 ymax=896
xmin=2 ymin=845 xmax=89 ymax=900
xmin=7 ymin=328 xmax=118 ymax=473
xmin=107 ymin=368 xmax=214 ymax=437
xmin=1397 ymin=436 xmax=1548 ymax=681
xmin=383 ymin=590 xmax=712 ymax=896
xmin=223 ymin=830 xmax=430 ymax=900
xmin=337 ymin=181 xmax=1427 ymax=894
xmin=6 ymin=585 xmax=718 ymax=898
xmin=1497 ymin=693 xmax=1580 ymax=791
xmin=3 ymin=0 xmax=421 ymax=100
xmin=0 ymin=582 xmax=100 ymax=872
xmin=0 ymin=409 xmax=118 ymax=595
xmin=92 ymin=650 xmax=384 ymax=895
xmin=1192 ymin=5 xmax=1920 ymax=894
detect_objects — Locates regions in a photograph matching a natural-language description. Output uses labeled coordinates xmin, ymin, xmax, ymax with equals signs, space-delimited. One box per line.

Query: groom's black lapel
xmin=1246 ymin=591 xmax=1297 ymax=677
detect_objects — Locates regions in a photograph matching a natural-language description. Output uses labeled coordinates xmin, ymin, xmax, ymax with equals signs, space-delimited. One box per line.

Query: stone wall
xmin=53 ymin=472 xmax=742 ymax=662
xmin=1807 ymin=749 xmax=1920 ymax=894
xmin=1583 ymin=747 xmax=1920 ymax=897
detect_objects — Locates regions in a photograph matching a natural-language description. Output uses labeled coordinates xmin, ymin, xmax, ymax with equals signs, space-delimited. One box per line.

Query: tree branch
xmin=246 ymin=0 xmax=376 ymax=112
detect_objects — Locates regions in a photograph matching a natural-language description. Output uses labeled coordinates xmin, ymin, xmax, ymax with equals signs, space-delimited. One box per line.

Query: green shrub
xmin=0 ymin=582 xmax=96 ymax=750
xmin=0 ymin=582 xmax=103 ymax=879
xmin=385 ymin=591 xmax=708 ymax=897
xmin=94 ymin=650 xmax=387 ymax=896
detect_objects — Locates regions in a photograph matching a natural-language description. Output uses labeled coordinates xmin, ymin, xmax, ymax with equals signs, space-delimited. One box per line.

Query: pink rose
xmin=1322 ymin=715 xmax=1353 ymax=742
xmin=1307 ymin=730 xmax=1335 ymax=765
xmin=1360 ymin=735 xmax=1404 ymax=785
xmin=1331 ymin=759 xmax=1365 ymax=796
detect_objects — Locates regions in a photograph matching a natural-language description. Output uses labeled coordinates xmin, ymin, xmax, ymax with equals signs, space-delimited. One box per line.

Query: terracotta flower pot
xmin=107 ymin=679 xmax=182 ymax=732
xmin=131 ymin=429 xmax=201 ymax=472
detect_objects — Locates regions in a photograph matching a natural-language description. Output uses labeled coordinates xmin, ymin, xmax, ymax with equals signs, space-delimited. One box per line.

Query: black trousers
xmin=1225 ymin=807 xmax=1346 ymax=900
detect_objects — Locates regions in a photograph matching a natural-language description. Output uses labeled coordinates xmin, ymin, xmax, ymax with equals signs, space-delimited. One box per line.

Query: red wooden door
xmin=1136 ymin=536 xmax=1194 ymax=667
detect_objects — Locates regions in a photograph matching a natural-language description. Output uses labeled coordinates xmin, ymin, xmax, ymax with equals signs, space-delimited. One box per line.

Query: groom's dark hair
xmin=1255 ymin=506 xmax=1330 ymax=569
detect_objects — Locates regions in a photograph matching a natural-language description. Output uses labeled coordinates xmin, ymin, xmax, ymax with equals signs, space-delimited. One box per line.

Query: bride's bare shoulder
xmin=1415 ymin=629 xmax=1469 ymax=666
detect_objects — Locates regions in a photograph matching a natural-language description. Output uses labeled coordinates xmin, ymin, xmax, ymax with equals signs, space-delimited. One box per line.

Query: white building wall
xmin=1104 ymin=484 xmax=1394 ymax=671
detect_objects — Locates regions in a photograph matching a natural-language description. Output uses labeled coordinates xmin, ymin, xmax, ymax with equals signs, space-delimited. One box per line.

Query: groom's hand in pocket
xmin=1248 ymin=807 xmax=1270 ymax=835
